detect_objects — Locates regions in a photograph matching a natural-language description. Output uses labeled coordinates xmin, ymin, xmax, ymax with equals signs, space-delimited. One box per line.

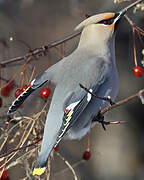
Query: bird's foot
xmin=92 ymin=113 xmax=126 ymax=130
xmin=107 ymin=120 xmax=126 ymax=125
xmin=92 ymin=113 xmax=108 ymax=130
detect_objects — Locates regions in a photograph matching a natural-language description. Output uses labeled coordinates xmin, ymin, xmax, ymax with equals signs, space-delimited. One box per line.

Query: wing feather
xmin=54 ymin=89 xmax=93 ymax=146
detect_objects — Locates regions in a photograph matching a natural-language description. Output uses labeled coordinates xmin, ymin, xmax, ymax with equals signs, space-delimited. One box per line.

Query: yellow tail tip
xmin=32 ymin=167 xmax=46 ymax=176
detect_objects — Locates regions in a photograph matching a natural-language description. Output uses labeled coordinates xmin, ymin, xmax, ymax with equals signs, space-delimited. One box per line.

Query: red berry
xmin=15 ymin=89 xmax=23 ymax=98
xmin=82 ymin=150 xmax=91 ymax=160
xmin=1 ymin=87 xmax=10 ymax=97
xmin=15 ymin=85 xmax=28 ymax=98
xmin=0 ymin=170 xmax=9 ymax=180
xmin=133 ymin=66 xmax=143 ymax=77
xmin=0 ymin=97 xmax=2 ymax=107
xmin=22 ymin=85 xmax=28 ymax=92
xmin=40 ymin=88 xmax=51 ymax=99
xmin=54 ymin=144 xmax=59 ymax=151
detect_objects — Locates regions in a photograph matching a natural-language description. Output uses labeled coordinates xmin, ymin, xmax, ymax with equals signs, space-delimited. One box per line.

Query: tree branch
xmin=0 ymin=138 xmax=42 ymax=159
xmin=0 ymin=31 xmax=81 ymax=68
xmin=100 ymin=89 xmax=144 ymax=115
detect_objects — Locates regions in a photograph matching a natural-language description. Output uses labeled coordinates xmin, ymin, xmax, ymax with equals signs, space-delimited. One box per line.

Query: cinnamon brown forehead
xmin=101 ymin=13 xmax=115 ymax=20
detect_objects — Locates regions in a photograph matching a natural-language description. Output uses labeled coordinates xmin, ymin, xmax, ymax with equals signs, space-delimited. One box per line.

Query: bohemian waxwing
xmin=8 ymin=9 xmax=126 ymax=175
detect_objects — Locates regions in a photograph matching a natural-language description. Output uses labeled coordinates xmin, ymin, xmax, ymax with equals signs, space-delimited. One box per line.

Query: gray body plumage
xmin=36 ymin=30 xmax=119 ymax=167
xmin=8 ymin=12 xmax=124 ymax=174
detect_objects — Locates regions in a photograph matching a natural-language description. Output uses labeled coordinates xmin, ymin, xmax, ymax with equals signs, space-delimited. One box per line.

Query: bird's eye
xmin=98 ymin=18 xmax=114 ymax=25
xmin=103 ymin=21 xmax=107 ymax=25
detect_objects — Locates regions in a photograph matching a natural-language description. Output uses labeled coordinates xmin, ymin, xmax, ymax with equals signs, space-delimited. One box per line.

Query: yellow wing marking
xmin=64 ymin=111 xmax=72 ymax=126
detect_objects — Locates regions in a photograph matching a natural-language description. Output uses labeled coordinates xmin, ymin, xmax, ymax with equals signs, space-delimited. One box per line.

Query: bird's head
xmin=75 ymin=10 xmax=126 ymax=49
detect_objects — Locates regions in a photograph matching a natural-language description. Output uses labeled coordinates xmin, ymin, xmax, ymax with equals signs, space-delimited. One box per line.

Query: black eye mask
xmin=97 ymin=13 xmax=119 ymax=26
xmin=98 ymin=18 xmax=115 ymax=25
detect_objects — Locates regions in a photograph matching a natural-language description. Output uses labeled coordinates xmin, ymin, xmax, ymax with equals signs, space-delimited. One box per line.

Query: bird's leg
xmin=92 ymin=112 xmax=108 ymax=130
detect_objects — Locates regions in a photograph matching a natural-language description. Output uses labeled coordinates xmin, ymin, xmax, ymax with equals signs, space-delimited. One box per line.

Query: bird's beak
xmin=114 ymin=9 xmax=126 ymax=24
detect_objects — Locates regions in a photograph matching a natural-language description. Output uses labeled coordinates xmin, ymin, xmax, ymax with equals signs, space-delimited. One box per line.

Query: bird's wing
xmin=54 ymin=59 xmax=111 ymax=146
xmin=54 ymin=85 xmax=98 ymax=146
xmin=7 ymin=69 xmax=55 ymax=115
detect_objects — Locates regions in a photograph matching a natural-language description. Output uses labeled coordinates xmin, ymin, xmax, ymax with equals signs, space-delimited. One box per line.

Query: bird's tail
xmin=33 ymin=167 xmax=46 ymax=176
xmin=32 ymin=113 xmax=60 ymax=176
xmin=32 ymin=148 xmax=52 ymax=176
xmin=33 ymin=163 xmax=47 ymax=176
xmin=7 ymin=73 xmax=48 ymax=115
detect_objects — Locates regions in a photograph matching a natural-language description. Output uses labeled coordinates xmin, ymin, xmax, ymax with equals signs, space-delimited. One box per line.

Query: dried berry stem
xmin=132 ymin=27 xmax=138 ymax=66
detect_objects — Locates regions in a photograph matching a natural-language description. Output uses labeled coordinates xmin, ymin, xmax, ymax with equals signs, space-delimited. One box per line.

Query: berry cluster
xmin=0 ymin=81 xmax=51 ymax=109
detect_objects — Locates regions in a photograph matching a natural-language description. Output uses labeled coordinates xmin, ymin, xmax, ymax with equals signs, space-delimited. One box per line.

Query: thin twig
xmin=0 ymin=56 xmax=32 ymax=90
xmin=100 ymin=89 xmax=144 ymax=115
xmin=28 ymin=66 xmax=36 ymax=84
xmin=46 ymin=158 xmax=51 ymax=180
xmin=0 ymin=102 xmax=48 ymax=159
xmin=123 ymin=0 xmax=144 ymax=12
xmin=0 ymin=138 xmax=42 ymax=159
xmin=79 ymin=84 xmax=144 ymax=115
xmin=6 ymin=147 xmax=39 ymax=170
xmin=0 ymin=120 xmax=35 ymax=169
xmin=54 ymin=160 xmax=84 ymax=177
xmin=56 ymin=152 xmax=78 ymax=180
xmin=132 ymin=27 xmax=138 ymax=66
xmin=125 ymin=14 xmax=144 ymax=35
xmin=79 ymin=84 xmax=111 ymax=102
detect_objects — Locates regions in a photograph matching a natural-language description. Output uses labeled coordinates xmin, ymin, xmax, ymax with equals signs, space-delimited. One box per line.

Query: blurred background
xmin=0 ymin=0 xmax=144 ymax=179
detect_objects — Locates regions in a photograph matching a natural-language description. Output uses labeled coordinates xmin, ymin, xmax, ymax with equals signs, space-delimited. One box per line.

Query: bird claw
xmin=92 ymin=113 xmax=126 ymax=131
xmin=92 ymin=114 xmax=108 ymax=130
xmin=108 ymin=120 xmax=126 ymax=124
